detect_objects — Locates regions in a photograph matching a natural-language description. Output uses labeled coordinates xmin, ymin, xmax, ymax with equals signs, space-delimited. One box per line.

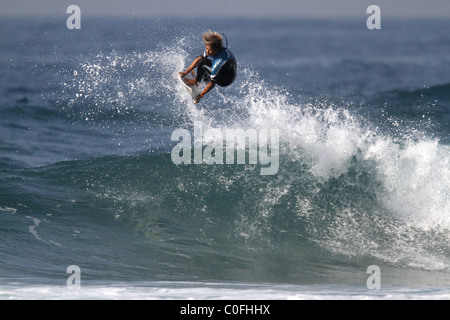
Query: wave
xmin=3 ymin=38 xmax=448 ymax=283
xmin=2 ymin=134 xmax=449 ymax=278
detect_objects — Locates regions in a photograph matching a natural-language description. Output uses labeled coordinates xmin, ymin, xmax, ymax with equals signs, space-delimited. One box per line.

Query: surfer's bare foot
xmin=185 ymin=79 xmax=199 ymax=86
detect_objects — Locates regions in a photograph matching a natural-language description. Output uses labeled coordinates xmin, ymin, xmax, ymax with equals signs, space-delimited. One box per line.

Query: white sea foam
xmin=0 ymin=206 xmax=17 ymax=215
xmin=2 ymin=282 xmax=450 ymax=300
xmin=25 ymin=216 xmax=62 ymax=247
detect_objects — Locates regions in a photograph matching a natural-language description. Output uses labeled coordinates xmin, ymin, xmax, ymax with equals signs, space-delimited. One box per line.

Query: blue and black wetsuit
xmin=196 ymin=47 xmax=237 ymax=87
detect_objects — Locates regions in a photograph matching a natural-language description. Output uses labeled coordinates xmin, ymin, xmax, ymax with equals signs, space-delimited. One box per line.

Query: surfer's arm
xmin=194 ymin=81 xmax=215 ymax=104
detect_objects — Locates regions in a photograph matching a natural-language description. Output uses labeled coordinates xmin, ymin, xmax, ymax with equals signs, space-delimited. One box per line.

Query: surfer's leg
xmin=196 ymin=57 xmax=212 ymax=83
xmin=181 ymin=55 xmax=203 ymax=78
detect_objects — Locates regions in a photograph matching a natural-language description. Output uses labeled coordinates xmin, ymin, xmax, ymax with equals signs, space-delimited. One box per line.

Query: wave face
xmin=1 ymin=17 xmax=450 ymax=295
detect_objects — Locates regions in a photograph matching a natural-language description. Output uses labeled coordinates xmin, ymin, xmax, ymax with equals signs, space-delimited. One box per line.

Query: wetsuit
xmin=196 ymin=47 xmax=237 ymax=87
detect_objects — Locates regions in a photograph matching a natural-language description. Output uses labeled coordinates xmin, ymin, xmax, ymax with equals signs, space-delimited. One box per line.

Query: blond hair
xmin=202 ymin=30 xmax=223 ymax=52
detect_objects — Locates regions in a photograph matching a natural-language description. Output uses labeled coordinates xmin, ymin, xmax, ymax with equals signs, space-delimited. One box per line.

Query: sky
xmin=1 ymin=0 xmax=449 ymax=19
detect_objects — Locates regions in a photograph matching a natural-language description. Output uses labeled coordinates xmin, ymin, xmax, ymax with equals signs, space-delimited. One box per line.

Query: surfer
xmin=179 ymin=30 xmax=237 ymax=104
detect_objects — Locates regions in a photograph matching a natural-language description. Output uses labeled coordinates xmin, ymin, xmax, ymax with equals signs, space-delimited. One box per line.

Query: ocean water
xmin=0 ymin=16 xmax=449 ymax=300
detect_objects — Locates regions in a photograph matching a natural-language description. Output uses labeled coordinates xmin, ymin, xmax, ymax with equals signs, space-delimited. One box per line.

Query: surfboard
xmin=177 ymin=71 xmax=201 ymax=100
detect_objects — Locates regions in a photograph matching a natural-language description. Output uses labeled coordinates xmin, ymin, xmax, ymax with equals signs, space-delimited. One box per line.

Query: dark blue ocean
xmin=1 ymin=16 xmax=450 ymax=299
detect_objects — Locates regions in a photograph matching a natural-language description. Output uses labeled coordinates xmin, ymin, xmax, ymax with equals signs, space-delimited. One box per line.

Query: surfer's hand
xmin=194 ymin=94 xmax=201 ymax=104
xmin=179 ymin=71 xmax=187 ymax=78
